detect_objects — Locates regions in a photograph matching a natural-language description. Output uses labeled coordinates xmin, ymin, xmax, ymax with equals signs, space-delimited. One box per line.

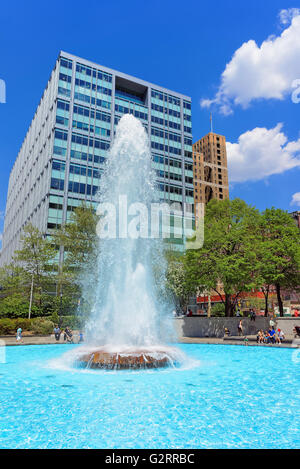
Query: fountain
xmin=76 ymin=114 xmax=181 ymax=369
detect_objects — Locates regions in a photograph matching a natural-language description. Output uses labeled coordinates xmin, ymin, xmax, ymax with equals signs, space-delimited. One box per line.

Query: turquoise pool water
xmin=0 ymin=344 xmax=299 ymax=449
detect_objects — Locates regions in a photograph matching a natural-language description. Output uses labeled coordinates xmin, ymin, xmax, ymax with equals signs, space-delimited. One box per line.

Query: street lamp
xmin=58 ymin=291 xmax=63 ymax=327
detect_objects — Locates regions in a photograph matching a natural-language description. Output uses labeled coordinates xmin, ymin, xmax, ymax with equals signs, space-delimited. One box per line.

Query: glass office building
xmin=0 ymin=51 xmax=193 ymax=266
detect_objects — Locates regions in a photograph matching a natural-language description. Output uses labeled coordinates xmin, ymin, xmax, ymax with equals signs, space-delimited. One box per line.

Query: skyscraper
xmin=192 ymin=132 xmax=229 ymax=219
xmin=0 ymin=51 xmax=193 ymax=266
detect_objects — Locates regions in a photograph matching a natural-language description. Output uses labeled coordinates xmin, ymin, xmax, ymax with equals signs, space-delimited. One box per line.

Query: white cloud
xmin=226 ymin=124 xmax=300 ymax=182
xmin=201 ymin=13 xmax=300 ymax=114
xmin=291 ymin=192 xmax=300 ymax=206
xmin=279 ymin=8 xmax=300 ymax=26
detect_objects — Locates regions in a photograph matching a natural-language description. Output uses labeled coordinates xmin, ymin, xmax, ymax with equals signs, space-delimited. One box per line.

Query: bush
xmin=31 ymin=318 xmax=54 ymax=335
xmin=0 ymin=318 xmax=16 ymax=335
xmin=211 ymin=303 xmax=226 ymax=317
xmin=60 ymin=315 xmax=82 ymax=329
xmin=15 ymin=318 xmax=32 ymax=330
xmin=0 ymin=317 xmax=54 ymax=335
xmin=50 ymin=311 xmax=59 ymax=325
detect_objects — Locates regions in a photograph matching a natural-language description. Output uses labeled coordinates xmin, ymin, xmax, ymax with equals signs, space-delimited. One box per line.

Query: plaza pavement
xmin=0 ymin=333 xmax=298 ymax=348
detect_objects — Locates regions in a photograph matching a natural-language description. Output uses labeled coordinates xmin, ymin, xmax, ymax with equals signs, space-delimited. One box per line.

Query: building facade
xmin=0 ymin=51 xmax=194 ymax=266
xmin=289 ymin=211 xmax=300 ymax=229
xmin=192 ymin=132 xmax=229 ymax=219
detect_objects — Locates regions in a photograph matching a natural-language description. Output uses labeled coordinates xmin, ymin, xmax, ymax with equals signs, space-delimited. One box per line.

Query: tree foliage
xmin=258 ymin=208 xmax=300 ymax=316
xmin=184 ymin=199 xmax=263 ymax=316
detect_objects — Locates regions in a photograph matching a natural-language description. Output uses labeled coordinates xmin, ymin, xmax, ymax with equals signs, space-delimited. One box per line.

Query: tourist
xmin=53 ymin=325 xmax=61 ymax=342
xmin=187 ymin=309 xmax=193 ymax=317
xmin=224 ymin=327 xmax=230 ymax=337
xmin=269 ymin=316 xmax=276 ymax=330
xmin=78 ymin=331 xmax=84 ymax=343
xmin=268 ymin=328 xmax=276 ymax=344
xmin=276 ymin=328 xmax=285 ymax=344
xmin=250 ymin=309 xmax=256 ymax=321
xmin=64 ymin=326 xmax=73 ymax=344
xmin=263 ymin=330 xmax=270 ymax=343
xmin=293 ymin=309 xmax=299 ymax=317
xmin=237 ymin=320 xmax=243 ymax=336
xmin=16 ymin=327 xmax=22 ymax=343
xmin=256 ymin=330 xmax=264 ymax=344
xmin=236 ymin=308 xmax=241 ymax=317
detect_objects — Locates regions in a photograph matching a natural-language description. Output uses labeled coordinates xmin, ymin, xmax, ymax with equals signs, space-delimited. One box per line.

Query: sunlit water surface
xmin=0 ymin=344 xmax=299 ymax=449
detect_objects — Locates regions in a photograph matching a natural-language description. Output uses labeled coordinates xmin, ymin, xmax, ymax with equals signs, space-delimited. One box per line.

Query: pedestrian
xmin=250 ymin=309 xmax=256 ymax=321
xmin=269 ymin=316 xmax=276 ymax=330
xmin=16 ymin=327 xmax=22 ymax=343
xmin=78 ymin=331 xmax=84 ymax=343
xmin=237 ymin=320 xmax=243 ymax=336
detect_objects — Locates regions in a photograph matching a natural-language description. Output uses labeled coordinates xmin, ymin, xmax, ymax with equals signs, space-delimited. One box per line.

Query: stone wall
xmin=276 ymin=318 xmax=300 ymax=335
xmin=174 ymin=316 xmax=270 ymax=338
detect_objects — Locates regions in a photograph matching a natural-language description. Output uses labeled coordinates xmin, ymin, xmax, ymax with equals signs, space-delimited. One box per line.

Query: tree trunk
xmin=28 ymin=274 xmax=34 ymax=320
xmin=225 ymin=294 xmax=231 ymax=317
xmin=276 ymin=283 xmax=284 ymax=317
xmin=207 ymin=293 xmax=211 ymax=317
xmin=263 ymin=286 xmax=269 ymax=317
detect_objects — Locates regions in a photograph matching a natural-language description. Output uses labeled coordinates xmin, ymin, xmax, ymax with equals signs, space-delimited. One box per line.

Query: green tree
xmin=259 ymin=208 xmax=300 ymax=317
xmin=0 ymin=263 xmax=32 ymax=318
xmin=13 ymin=224 xmax=57 ymax=317
xmin=55 ymin=203 xmax=99 ymax=274
xmin=166 ymin=251 xmax=193 ymax=311
xmin=184 ymin=199 xmax=262 ymax=316
xmin=55 ymin=204 xmax=99 ymax=317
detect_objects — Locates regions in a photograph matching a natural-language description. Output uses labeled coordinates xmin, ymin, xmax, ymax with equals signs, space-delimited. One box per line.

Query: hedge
xmin=0 ymin=315 xmax=82 ymax=335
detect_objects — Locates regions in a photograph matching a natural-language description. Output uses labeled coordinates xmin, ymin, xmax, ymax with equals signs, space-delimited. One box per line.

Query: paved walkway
xmin=179 ymin=335 xmax=299 ymax=348
xmin=1 ymin=334 xmax=299 ymax=348
xmin=0 ymin=334 xmax=81 ymax=346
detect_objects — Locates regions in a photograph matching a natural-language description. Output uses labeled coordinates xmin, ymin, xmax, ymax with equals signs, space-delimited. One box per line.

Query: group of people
xmin=223 ymin=317 xmax=286 ymax=346
xmin=53 ymin=325 xmax=84 ymax=344
xmin=15 ymin=325 xmax=84 ymax=344
xmin=256 ymin=328 xmax=285 ymax=344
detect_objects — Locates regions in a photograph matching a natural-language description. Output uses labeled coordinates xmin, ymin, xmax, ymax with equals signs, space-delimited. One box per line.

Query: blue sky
xmin=0 ymin=0 xmax=300 ymax=246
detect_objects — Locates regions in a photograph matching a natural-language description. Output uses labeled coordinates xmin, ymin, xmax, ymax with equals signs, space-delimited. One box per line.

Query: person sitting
xmin=268 ymin=328 xmax=276 ymax=344
xmin=277 ymin=328 xmax=285 ymax=343
xmin=64 ymin=326 xmax=73 ymax=344
xmin=263 ymin=331 xmax=270 ymax=344
xmin=53 ymin=325 xmax=61 ymax=342
xmin=224 ymin=327 xmax=230 ymax=337
xmin=187 ymin=309 xmax=193 ymax=317
xmin=256 ymin=330 xmax=264 ymax=344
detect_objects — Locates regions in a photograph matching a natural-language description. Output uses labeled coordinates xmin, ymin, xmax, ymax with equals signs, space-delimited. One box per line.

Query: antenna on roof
xmin=210 ymin=112 xmax=213 ymax=133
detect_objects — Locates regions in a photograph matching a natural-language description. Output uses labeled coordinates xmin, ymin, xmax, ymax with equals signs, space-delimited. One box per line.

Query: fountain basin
xmin=76 ymin=346 xmax=181 ymax=370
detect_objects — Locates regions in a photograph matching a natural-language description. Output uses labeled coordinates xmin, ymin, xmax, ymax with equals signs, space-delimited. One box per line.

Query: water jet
xmin=76 ymin=114 xmax=180 ymax=370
